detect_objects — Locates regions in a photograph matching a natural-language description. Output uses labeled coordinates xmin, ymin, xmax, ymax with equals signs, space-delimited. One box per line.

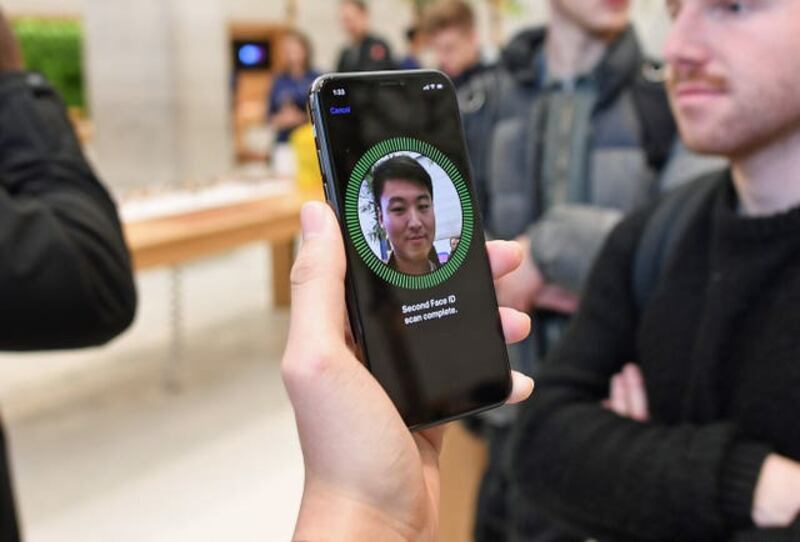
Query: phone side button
xmin=321 ymin=173 xmax=332 ymax=201
xmin=316 ymin=150 xmax=333 ymax=201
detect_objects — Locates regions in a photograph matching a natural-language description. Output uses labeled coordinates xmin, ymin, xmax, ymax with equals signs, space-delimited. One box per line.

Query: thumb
xmin=287 ymin=202 xmax=347 ymax=349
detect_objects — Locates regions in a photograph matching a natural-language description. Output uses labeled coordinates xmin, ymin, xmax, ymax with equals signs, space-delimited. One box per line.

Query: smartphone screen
xmin=310 ymin=70 xmax=510 ymax=429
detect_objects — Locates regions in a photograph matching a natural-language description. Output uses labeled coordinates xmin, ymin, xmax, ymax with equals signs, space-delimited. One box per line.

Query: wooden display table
xmin=121 ymin=183 xmax=308 ymax=388
xmin=124 ymin=191 xmax=304 ymax=307
xmin=124 ymin=186 xmax=309 ymax=307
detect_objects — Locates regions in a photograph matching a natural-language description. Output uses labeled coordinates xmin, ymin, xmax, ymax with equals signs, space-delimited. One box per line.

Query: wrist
xmin=293 ymin=485 xmax=427 ymax=542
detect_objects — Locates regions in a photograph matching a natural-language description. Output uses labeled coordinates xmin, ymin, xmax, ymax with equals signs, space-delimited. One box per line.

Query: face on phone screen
xmin=312 ymin=71 xmax=509 ymax=428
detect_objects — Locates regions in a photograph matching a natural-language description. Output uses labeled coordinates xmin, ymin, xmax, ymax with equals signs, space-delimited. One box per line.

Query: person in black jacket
xmin=508 ymin=0 xmax=800 ymax=540
xmin=0 ymin=12 xmax=136 ymax=541
xmin=336 ymin=0 xmax=395 ymax=72
xmin=460 ymin=1 xmax=722 ymax=539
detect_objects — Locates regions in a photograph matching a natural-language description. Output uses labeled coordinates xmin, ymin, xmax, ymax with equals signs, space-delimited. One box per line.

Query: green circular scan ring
xmin=345 ymin=137 xmax=474 ymax=290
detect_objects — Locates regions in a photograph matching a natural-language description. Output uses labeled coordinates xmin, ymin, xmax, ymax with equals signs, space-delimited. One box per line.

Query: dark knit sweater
xmin=512 ymin=170 xmax=800 ymax=541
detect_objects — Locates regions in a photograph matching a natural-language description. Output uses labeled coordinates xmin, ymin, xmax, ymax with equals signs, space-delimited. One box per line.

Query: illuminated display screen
xmin=233 ymin=40 xmax=271 ymax=70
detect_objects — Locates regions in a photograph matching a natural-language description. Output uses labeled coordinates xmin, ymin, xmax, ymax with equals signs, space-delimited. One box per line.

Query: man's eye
xmin=725 ymin=0 xmax=744 ymax=12
xmin=390 ymin=207 xmax=405 ymax=214
xmin=715 ymin=0 xmax=747 ymax=14
xmin=418 ymin=204 xmax=430 ymax=211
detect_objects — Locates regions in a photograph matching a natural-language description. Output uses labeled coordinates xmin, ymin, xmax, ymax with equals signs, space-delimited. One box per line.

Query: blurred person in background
xmin=511 ymin=0 xmax=800 ymax=539
xmin=0 ymin=11 xmax=136 ymax=541
xmin=398 ymin=24 xmax=424 ymax=70
xmin=337 ymin=0 xmax=396 ymax=72
xmin=284 ymin=201 xmax=534 ymax=542
xmin=267 ymin=29 xmax=320 ymax=175
xmin=422 ymin=0 xmax=489 ymax=90
xmin=460 ymin=0 xmax=723 ymax=540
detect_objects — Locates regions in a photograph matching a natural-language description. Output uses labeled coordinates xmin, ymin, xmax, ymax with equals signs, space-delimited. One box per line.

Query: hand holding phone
xmin=309 ymin=70 xmax=518 ymax=429
xmin=285 ymin=201 xmax=534 ymax=541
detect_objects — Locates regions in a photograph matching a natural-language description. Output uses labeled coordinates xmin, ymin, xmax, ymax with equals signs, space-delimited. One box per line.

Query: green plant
xmin=12 ymin=18 xmax=85 ymax=109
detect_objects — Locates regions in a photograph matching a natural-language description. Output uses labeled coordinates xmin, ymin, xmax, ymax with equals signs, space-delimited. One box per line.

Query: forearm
xmin=294 ymin=487 xmax=427 ymax=542
xmin=527 ymin=205 xmax=623 ymax=292
xmin=513 ymin=380 xmax=771 ymax=540
xmin=732 ymin=523 xmax=800 ymax=542
xmin=512 ymin=213 xmax=770 ymax=539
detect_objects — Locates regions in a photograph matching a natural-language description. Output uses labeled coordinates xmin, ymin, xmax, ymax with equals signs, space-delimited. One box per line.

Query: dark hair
xmin=421 ymin=0 xmax=475 ymax=35
xmin=283 ymin=29 xmax=314 ymax=72
xmin=372 ymin=156 xmax=433 ymax=204
xmin=342 ymin=0 xmax=368 ymax=12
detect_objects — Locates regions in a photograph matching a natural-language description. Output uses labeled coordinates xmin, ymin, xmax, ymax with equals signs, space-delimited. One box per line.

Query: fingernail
xmin=301 ymin=202 xmax=327 ymax=240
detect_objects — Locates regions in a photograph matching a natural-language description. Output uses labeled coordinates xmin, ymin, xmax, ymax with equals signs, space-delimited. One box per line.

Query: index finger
xmin=288 ymin=203 xmax=347 ymax=349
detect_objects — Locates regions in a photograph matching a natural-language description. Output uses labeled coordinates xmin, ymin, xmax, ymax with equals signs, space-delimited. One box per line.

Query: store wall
xmin=3 ymin=0 xmax=83 ymax=16
xmin=170 ymin=0 xmax=232 ymax=186
xmin=83 ymin=0 xmax=231 ymax=192
xmin=4 ymin=0 xmax=672 ymax=193
xmin=83 ymin=0 xmax=179 ymax=190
